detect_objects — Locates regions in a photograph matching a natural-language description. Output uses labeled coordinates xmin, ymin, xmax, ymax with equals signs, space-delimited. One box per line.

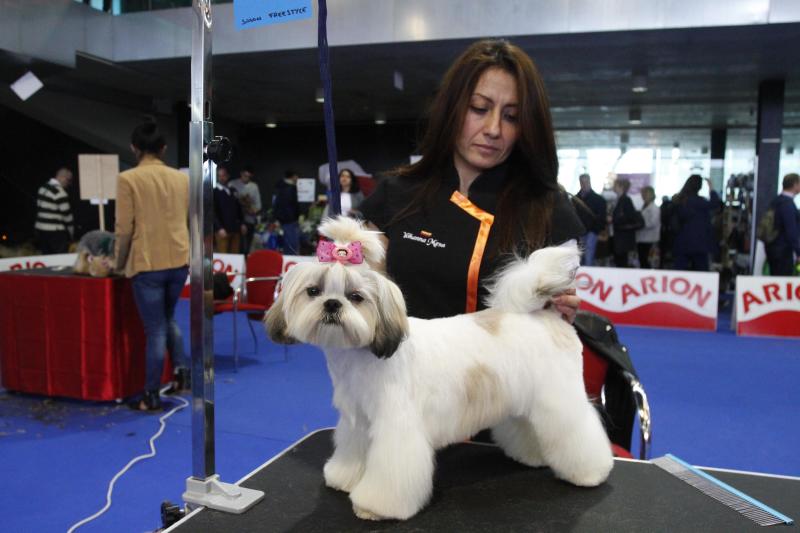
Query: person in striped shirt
xmin=34 ymin=167 xmax=74 ymax=254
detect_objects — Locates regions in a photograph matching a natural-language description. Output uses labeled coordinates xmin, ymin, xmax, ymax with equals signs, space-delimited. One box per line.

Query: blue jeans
xmin=581 ymin=231 xmax=599 ymax=266
xmin=282 ymin=221 xmax=300 ymax=255
xmin=131 ymin=266 xmax=189 ymax=393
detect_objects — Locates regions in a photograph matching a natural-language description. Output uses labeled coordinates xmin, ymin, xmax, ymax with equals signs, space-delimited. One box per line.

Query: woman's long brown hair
xmin=387 ymin=39 xmax=559 ymax=254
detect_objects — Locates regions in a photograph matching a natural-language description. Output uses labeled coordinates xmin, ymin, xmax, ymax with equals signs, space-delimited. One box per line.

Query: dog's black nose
xmin=323 ymin=299 xmax=342 ymax=313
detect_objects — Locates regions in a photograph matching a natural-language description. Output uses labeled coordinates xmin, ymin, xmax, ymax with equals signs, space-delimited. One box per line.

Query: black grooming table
xmin=168 ymin=429 xmax=799 ymax=532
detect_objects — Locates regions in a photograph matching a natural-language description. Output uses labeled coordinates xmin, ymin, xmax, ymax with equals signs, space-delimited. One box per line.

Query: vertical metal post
xmin=183 ymin=1 xmax=263 ymax=512
xmin=750 ymin=80 xmax=785 ymax=273
xmin=189 ymin=0 xmax=215 ymax=482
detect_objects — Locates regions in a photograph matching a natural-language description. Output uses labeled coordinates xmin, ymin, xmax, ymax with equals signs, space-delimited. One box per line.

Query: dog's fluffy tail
xmin=484 ymin=242 xmax=580 ymax=313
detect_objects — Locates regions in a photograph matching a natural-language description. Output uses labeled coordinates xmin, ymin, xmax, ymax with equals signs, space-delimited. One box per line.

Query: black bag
xmin=573 ymin=310 xmax=639 ymax=451
xmin=757 ymin=207 xmax=779 ymax=244
xmin=213 ymin=272 xmax=234 ymax=300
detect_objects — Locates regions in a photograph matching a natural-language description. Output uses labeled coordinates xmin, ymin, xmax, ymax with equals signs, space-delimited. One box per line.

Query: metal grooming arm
xmin=182 ymin=0 xmax=264 ymax=513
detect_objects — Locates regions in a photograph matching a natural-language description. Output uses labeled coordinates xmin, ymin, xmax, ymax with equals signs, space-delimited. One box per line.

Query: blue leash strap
xmin=317 ymin=0 xmax=341 ymax=216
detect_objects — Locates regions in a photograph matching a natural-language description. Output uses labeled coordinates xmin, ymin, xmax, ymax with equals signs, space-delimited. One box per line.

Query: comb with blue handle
xmin=653 ymin=454 xmax=794 ymax=527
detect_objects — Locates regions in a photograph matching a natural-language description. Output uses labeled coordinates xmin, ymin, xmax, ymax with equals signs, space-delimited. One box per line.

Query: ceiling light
xmin=375 ymin=112 xmax=386 ymax=125
xmin=265 ymin=122 xmax=277 ymax=128
xmin=631 ymin=75 xmax=648 ymax=93
xmin=628 ymin=108 xmax=642 ymax=125
xmin=315 ymin=88 xmax=324 ymax=103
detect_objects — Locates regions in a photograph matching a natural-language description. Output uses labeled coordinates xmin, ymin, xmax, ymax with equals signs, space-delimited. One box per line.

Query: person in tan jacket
xmin=115 ymin=121 xmax=190 ymax=412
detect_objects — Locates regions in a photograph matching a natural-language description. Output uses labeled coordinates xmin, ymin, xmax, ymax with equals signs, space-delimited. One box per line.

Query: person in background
xmin=610 ymin=178 xmax=638 ymax=268
xmin=213 ymin=166 xmax=247 ymax=254
xmin=323 ymin=168 xmax=365 ymax=219
xmin=636 ymin=186 xmax=660 ymax=269
xmin=659 ymin=195 xmax=676 ymax=269
xmin=229 ymin=165 xmax=261 ymax=255
xmin=765 ymin=173 xmax=800 ymax=276
xmin=273 ymin=170 xmax=301 ymax=255
xmin=359 ymin=39 xmax=584 ymax=322
xmin=34 ymin=167 xmax=74 ymax=254
xmin=576 ymin=173 xmax=607 ymax=266
xmin=115 ymin=121 xmax=190 ymax=412
xmin=671 ymin=174 xmax=721 ymax=271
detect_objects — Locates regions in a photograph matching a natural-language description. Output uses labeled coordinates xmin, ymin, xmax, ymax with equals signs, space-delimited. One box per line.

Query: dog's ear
xmin=263 ymin=271 xmax=299 ymax=345
xmin=264 ymin=289 xmax=298 ymax=345
xmin=369 ymin=273 xmax=409 ymax=358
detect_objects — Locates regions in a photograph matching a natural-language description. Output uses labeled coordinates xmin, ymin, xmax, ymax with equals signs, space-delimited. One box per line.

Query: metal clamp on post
xmin=182 ymin=0 xmax=264 ymax=514
xmin=205 ymin=136 xmax=232 ymax=163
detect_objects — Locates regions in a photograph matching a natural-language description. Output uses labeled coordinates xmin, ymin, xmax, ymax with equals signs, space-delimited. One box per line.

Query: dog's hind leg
xmin=491 ymin=416 xmax=546 ymax=468
xmin=527 ymin=380 xmax=613 ymax=487
xmin=324 ymin=415 xmax=369 ymax=493
xmin=348 ymin=418 xmax=434 ymax=520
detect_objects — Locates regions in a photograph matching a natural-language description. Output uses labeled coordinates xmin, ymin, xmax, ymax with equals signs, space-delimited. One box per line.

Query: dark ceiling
xmin=3 ymin=22 xmax=800 ymax=149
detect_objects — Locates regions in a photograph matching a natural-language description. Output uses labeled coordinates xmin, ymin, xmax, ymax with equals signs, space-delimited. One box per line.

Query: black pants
xmin=766 ymin=246 xmax=795 ymax=276
xmin=35 ymin=230 xmax=70 ymax=254
xmin=242 ymin=223 xmax=255 ymax=256
xmin=674 ymin=252 xmax=709 ymax=272
xmin=637 ymin=243 xmax=654 ymax=269
xmin=613 ymin=251 xmax=630 ymax=268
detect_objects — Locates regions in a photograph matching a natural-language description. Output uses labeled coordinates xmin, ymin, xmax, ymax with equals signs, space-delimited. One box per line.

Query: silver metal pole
xmin=189 ymin=0 xmax=215 ymax=482
xmin=183 ymin=0 xmax=264 ymax=512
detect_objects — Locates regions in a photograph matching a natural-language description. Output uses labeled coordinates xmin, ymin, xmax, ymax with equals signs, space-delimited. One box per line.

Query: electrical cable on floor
xmin=66 ymin=392 xmax=189 ymax=533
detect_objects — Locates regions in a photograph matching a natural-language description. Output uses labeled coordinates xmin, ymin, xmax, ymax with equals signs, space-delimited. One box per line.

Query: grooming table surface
xmin=170 ymin=429 xmax=799 ymax=532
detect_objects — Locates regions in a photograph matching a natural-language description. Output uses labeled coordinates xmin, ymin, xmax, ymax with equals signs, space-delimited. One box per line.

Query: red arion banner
xmin=736 ymin=276 xmax=800 ymax=338
xmin=576 ymin=267 xmax=719 ymax=331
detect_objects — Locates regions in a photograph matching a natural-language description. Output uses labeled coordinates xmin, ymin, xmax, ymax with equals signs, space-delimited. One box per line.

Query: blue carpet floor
xmin=0 ymin=299 xmax=798 ymax=533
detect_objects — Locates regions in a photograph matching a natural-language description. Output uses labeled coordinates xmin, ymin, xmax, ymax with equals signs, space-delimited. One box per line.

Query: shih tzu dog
xmin=73 ymin=230 xmax=115 ymax=278
xmin=264 ymin=217 xmax=613 ymax=521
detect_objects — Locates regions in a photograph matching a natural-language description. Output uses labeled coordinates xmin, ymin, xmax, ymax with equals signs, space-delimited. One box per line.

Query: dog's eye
xmin=347 ymin=292 xmax=364 ymax=303
xmin=306 ymin=286 xmax=321 ymax=297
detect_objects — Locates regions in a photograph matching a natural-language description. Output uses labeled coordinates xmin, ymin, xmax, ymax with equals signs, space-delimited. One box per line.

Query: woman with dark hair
xmin=323 ymin=168 xmax=364 ymax=218
xmin=359 ymin=39 xmax=584 ymax=321
xmin=115 ymin=120 xmax=190 ymax=411
xmin=670 ymin=174 xmax=721 ymax=271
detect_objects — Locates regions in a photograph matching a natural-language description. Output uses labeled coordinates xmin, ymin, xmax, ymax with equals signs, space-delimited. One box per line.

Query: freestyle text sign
xmin=576 ymin=266 xmax=719 ymax=331
xmin=234 ymin=0 xmax=312 ymax=31
xmin=736 ymin=276 xmax=800 ymax=338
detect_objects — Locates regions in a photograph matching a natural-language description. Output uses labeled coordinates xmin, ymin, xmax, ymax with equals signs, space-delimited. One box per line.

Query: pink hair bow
xmin=316 ymin=240 xmax=364 ymax=265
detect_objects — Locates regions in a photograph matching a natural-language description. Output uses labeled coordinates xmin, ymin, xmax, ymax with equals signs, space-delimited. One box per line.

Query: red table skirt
xmin=0 ymin=270 xmax=171 ymax=401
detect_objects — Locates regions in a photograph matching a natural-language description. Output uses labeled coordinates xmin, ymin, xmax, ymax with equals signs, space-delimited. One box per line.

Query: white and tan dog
xmin=265 ymin=217 xmax=613 ymax=521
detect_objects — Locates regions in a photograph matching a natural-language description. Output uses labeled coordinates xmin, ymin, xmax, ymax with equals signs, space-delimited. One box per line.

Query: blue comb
xmin=652 ymin=454 xmax=794 ymax=527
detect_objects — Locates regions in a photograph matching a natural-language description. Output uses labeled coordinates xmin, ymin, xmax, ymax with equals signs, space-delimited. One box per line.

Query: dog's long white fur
xmin=265 ymin=217 xmax=613 ymax=521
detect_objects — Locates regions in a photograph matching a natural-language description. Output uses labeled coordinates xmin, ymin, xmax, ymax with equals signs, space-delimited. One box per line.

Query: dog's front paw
xmin=353 ymin=504 xmax=385 ymax=521
xmin=324 ymin=459 xmax=363 ymax=493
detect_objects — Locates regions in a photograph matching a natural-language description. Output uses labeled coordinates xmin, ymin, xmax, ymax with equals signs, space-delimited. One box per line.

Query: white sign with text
xmin=736 ymin=276 xmax=800 ymax=338
xmin=576 ymin=266 xmax=719 ymax=331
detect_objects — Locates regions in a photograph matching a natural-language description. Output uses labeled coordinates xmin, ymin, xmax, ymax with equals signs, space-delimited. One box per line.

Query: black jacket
xmin=577 ymin=189 xmax=607 ymax=233
xmin=214 ymin=184 xmax=243 ymax=232
xmin=273 ymin=179 xmax=299 ymax=224
xmin=612 ymin=194 xmax=637 ymax=254
xmin=770 ymin=194 xmax=800 ymax=255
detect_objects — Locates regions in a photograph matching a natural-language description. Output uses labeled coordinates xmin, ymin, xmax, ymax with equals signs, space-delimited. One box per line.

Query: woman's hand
xmin=551 ymin=288 xmax=580 ymax=324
